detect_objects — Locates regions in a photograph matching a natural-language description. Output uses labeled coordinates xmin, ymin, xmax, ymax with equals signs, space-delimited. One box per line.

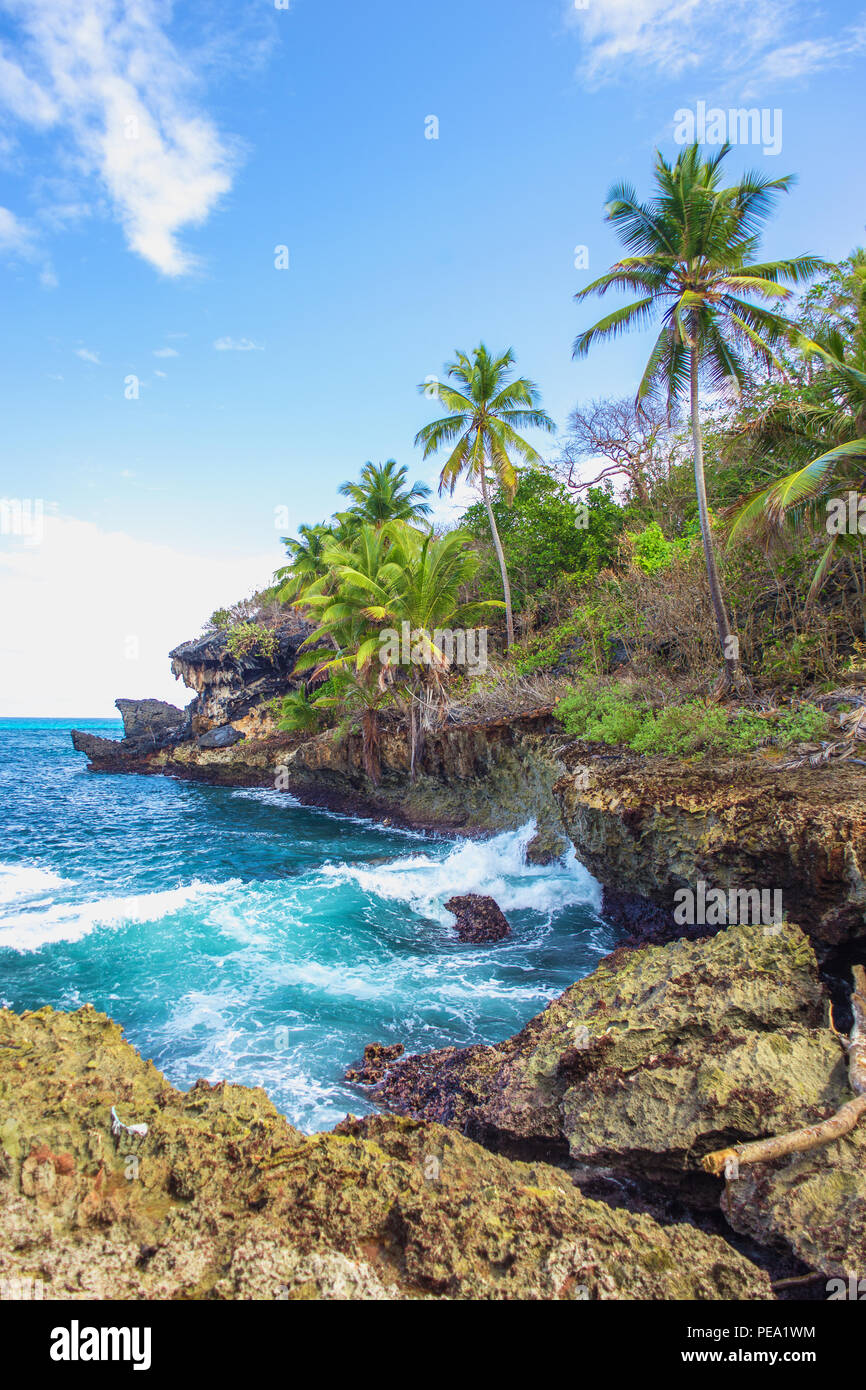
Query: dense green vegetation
xmin=210 ymin=143 xmax=866 ymax=773
xmin=554 ymin=682 xmax=830 ymax=758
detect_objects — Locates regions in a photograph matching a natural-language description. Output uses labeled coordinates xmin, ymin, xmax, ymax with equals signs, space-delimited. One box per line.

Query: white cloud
xmin=0 ymin=0 xmax=236 ymax=275
xmin=213 ymin=336 xmax=264 ymax=352
xmin=154 ymin=368 xmax=167 ymax=377
xmin=153 ymin=346 xmax=178 ymax=357
xmin=569 ymin=0 xmax=866 ymax=86
xmin=75 ymin=347 xmax=101 ymax=364
xmin=0 ymin=513 xmax=277 ymax=716
xmin=0 ymin=203 xmax=33 ymax=252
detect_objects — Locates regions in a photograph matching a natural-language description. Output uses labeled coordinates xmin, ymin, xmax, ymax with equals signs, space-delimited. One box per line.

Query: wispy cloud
xmin=0 ymin=0 xmax=238 ymax=275
xmin=0 ymin=203 xmax=33 ymax=253
xmin=213 ymin=336 xmax=263 ymax=352
xmin=0 ymin=201 xmax=57 ymax=284
xmin=569 ymin=0 xmax=866 ymax=88
xmin=75 ymin=347 xmax=101 ymax=364
xmin=153 ymin=346 xmax=179 ymax=357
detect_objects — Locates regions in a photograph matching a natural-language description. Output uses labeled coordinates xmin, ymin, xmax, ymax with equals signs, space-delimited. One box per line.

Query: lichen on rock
xmin=0 ymin=1004 xmax=771 ymax=1300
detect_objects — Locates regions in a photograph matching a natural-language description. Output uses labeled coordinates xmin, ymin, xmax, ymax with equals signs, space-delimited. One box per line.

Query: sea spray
xmin=321 ymin=821 xmax=601 ymax=923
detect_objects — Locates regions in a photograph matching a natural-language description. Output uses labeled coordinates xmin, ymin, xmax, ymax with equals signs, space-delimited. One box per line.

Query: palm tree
xmin=414 ymin=344 xmax=555 ymax=650
xmin=303 ymin=521 xmax=501 ymax=777
xmin=274 ymin=522 xmax=335 ymax=603
xmin=573 ymin=142 xmax=824 ymax=688
xmin=338 ymin=459 xmax=432 ymax=529
xmin=728 ymin=255 xmax=866 ymax=607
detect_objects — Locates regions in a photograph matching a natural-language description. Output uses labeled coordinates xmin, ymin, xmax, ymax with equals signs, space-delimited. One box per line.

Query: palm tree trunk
xmin=690 ymin=350 xmax=738 ymax=687
xmin=480 ymin=465 xmax=515 ymax=650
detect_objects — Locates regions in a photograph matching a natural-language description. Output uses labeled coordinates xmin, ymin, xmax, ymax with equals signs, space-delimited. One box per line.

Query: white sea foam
xmin=321 ymin=821 xmax=600 ymax=923
xmin=0 ymin=862 xmax=75 ymax=905
xmin=0 ymin=875 xmax=238 ymax=952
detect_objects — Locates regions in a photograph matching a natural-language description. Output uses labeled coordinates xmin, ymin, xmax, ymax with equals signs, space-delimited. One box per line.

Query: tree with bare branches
xmin=555 ymin=395 xmax=684 ymax=506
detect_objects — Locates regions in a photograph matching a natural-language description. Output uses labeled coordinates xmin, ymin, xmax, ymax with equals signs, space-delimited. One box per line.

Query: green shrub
xmin=226 ymin=621 xmax=279 ymax=664
xmin=512 ymin=620 xmax=581 ymax=675
xmin=554 ymin=681 xmax=831 ymax=757
xmin=626 ymin=521 xmax=691 ymax=575
xmin=274 ymin=689 xmax=320 ymax=732
xmin=553 ymin=685 xmax=645 ymax=744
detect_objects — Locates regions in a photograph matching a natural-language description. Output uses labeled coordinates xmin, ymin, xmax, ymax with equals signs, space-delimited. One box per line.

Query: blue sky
xmin=1 ymin=0 xmax=865 ymax=713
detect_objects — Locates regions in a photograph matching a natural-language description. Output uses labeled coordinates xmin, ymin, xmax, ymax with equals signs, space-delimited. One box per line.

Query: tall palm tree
xmin=415 ymin=344 xmax=555 ymax=650
xmin=573 ymin=142 xmax=824 ymax=688
xmin=338 ymin=459 xmax=432 ymax=529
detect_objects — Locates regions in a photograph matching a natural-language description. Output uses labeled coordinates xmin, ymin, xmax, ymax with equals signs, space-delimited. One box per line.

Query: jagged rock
xmin=554 ymin=750 xmax=866 ymax=950
xmin=197 ymin=725 xmax=244 ymax=750
xmin=445 ymin=894 xmax=511 ymax=942
xmin=0 ymin=1005 xmax=770 ymax=1300
xmin=525 ymin=826 xmax=569 ymax=864
xmin=169 ymin=617 xmax=312 ymax=730
xmin=345 ymin=1042 xmax=405 ymax=1084
xmin=71 ymin=698 xmax=190 ymax=770
xmin=374 ymin=921 xmax=866 ymax=1273
xmin=115 ymin=699 xmax=188 ymax=749
xmin=70 ymin=730 xmax=144 ymax=770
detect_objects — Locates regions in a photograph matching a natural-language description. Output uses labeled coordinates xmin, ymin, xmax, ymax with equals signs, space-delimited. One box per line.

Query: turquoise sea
xmin=0 ymin=719 xmax=614 ymax=1131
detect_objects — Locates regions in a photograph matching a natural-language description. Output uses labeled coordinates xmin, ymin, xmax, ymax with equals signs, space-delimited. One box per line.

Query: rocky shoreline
xmin=17 ymin=634 xmax=861 ymax=1298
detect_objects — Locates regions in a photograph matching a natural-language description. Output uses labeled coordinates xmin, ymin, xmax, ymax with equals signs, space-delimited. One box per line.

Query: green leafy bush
xmin=274 ymin=689 xmax=320 ymax=732
xmin=627 ymin=521 xmax=691 ymax=575
xmin=226 ymin=621 xmax=279 ymax=664
xmin=512 ymin=620 xmax=581 ymax=675
xmin=554 ymin=681 xmax=830 ymax=757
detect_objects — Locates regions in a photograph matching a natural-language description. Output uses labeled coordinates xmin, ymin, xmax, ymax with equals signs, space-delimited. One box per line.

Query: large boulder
xmin=721 ymin=1128 xmax=866 ymax=1280
xmin=0 ymin=1005 xmax=770 ymax=1300
xmin=115 ymin=698 xmax=188 ymax=749
xmin=374 ymin=921 xmax=866 ymax=1274
xmin=197 ymin=725 xmax=244 ymax=750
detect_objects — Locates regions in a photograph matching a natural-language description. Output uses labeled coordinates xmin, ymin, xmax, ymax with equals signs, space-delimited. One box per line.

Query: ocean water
xmin=0 ymin=719 xmax=615 ymax=1132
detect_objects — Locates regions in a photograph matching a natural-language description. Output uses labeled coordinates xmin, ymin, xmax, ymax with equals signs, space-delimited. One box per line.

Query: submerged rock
xmin=0 ymin=1004 xmax=770 ymax=1300
xmin=445 ymin=894 xmax=511 ymax=943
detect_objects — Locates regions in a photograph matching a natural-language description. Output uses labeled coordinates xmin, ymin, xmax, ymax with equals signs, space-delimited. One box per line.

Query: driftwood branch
xmin=701 ymin=965 xmax=866 ymax=1177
